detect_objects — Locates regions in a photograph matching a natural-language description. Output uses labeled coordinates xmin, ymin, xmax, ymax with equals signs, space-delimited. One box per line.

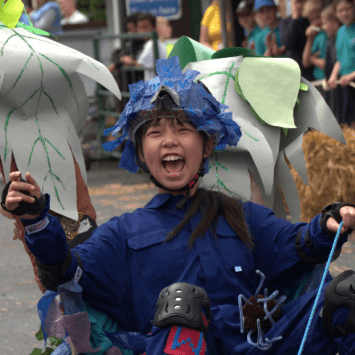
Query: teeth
xmin=162 ymin=155 xmax=184 ymax=161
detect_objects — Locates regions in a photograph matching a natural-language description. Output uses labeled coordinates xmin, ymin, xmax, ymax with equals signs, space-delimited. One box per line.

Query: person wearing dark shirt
xmin=280 ymin=0 xmax=314 ymax=81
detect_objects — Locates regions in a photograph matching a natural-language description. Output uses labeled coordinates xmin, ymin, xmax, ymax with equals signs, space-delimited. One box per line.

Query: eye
xmin=148 ymin=130 xmax=161 ymax=135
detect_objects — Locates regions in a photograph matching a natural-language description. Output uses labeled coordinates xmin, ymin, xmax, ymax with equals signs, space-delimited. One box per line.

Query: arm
xmin=280 ymin=17 xmax=303 ymax=49
xmin=310 ymin=54 xmax=325 ymax=71
xmin=338 ymin=69 xmax=355 ymax=87
xmin=328 ymin=61 xmax=341 ymax=89
xmin=302 ymin=38 xmax=315 ymax=68
xmin=199 ymin=24 xmax=213 ymax=49
xmin=247 ymin=202 xmax=352 ymax=283
xmin=32 ymin=8 xmax=57 ymax=31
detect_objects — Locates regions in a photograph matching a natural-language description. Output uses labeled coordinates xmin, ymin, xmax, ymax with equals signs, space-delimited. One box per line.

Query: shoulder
xmin=44 ymin=2 xmax=61 ymax=12
xmin=314 ymin=31 xmax=328 ymax=47
xmin=201 ymin=5 xmax=217 ymax=24
xmin=337 ymin=25 xmax=346 ymax=39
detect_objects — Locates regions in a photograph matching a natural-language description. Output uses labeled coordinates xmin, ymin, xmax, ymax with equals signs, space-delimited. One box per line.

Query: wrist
xmin=21 ymin=194 xmax=50 ymax=227
xmin=319 ymin=202 xmax=355 ymax=238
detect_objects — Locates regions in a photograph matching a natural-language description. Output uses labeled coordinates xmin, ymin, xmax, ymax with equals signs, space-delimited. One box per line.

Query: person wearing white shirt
xmin=120 ymin=13 xmax=167 ymax=81
xmin=58 ymin=0 xmax=89 ymax=26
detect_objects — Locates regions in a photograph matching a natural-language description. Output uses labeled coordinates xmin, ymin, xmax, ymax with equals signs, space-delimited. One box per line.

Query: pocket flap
xmin=127 ymin=228 xmax=168 ymax=250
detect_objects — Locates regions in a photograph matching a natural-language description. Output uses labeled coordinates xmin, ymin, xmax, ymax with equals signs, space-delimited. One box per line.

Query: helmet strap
xmin=147 ymin=161 xmax=206 ymax=209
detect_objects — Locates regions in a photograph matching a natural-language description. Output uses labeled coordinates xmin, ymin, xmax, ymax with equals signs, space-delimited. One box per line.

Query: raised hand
xmin=4 ymin=171 xmax=42 ymax=219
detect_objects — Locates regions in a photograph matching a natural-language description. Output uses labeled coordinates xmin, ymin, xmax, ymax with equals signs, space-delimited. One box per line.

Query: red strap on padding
xmin=164 ymin=325 xmax=206 ymax=355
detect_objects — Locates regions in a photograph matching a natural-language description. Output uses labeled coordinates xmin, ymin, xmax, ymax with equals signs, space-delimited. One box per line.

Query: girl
xmin=199 ymin=0 xmax=233 ymax=50
xmin=321 ymin=5 xmax=342 ymax=121
xmin=4 ymin=57 xmax=355 ymax=355
xmin=302 ymin=0 xmax=327 ymax=87
xmin=327 ymin=0 xmax=355 ymax=127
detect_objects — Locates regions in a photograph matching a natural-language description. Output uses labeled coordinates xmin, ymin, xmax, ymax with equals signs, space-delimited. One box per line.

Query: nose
xmin=162 ymin=126 xmax=178 ymax=146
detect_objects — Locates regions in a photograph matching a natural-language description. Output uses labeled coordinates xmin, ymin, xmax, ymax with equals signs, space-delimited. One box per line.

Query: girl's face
xmin=258 ymin=6 xmax=278 ymax=28
xmin=307 ymin=12 xmax=322 ymax=28
xmin=336 ymin=0 xmax=355 ymax=27
xmin=322 ymin=16 xmax=340 ymax=38
xmin=139 ymin=117 xmax=213 ymax=194
xmin=237 ymin=13 xmax=256 ymax=31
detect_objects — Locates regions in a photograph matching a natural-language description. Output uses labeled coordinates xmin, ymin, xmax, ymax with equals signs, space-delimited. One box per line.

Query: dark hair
xmin=136 ymin=12 xmax=156 ymax=27
xmin=135 ymin=117 xmax=255 ymax=251
xmin=125 ymin=13 xmax=140 ymax=27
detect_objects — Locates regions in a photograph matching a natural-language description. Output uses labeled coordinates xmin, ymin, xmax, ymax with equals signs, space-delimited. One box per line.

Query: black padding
xmin=319 ymin=202 xmax=355 ymax=238
xmin=155 ymin=90 xmax=176 ymax=111
xmin=1 ymin=177 xmax=45 ymax=216
xmin=323 ymin=270 xmax=355 ymax=338
xmin=36 ymin=251 xmax=78 ymax=291
xmin=153 ymin=282 xmax=211 ymax=332
xmin=295 ymin=228 xmax=341 ymax=265
xmin=67 ymin=215 xmax=97 ymax=249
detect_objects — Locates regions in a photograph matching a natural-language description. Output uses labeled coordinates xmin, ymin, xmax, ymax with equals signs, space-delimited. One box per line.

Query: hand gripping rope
xmin=297 ymin=221 xmax=344 ymax=355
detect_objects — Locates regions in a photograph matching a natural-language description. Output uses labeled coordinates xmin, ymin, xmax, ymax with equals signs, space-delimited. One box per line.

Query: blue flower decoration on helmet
xmin=102 ymin=56 xmax=242 ymax=174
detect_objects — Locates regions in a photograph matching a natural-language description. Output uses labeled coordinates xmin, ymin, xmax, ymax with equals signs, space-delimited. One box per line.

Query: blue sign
xmin=125 ymin=0 xmax=182 ymax=20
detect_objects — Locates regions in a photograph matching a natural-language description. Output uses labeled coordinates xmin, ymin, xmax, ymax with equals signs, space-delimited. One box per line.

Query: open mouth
xmin=162 ymin=156 xmax=185 ymax=173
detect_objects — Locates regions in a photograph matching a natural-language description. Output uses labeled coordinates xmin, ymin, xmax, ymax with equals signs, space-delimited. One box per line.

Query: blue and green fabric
xmin=336 ymin=21 xmax=355 ymax=76
xmin=312 ymin=31 xmax=327 ymax=80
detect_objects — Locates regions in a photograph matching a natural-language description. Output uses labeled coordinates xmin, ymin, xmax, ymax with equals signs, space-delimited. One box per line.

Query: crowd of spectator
xmin=18 ymin=0 xmax=88 ymax=34
xmin=229 ymin=0 xmax=355 ymax=127
xmin=16 ymin=0 xmax=355 ymax=128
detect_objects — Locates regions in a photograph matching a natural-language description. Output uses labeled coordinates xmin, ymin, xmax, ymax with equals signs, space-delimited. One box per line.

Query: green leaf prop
xmin=0 ymin=0 xmax=23 ymax=28
xmin=0 ymin=24 xmax=121 ymax=220
xmin=179 ymin=38 xmax=346 ymax=222
xmin=168 ymin=36 xmax=215 ymax=70
xmin=237 ymin=57 xmax=300 ymax=129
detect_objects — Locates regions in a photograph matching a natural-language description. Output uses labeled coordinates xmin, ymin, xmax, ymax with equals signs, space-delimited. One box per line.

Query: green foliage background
xmin=77 ymin=0 xmax=106 ymax=22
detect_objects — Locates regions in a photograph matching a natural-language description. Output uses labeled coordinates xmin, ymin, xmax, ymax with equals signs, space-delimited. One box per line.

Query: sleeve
xmin=254 ymin=31 xmax=266 ymax=56
xmin=312 ymin=35 xmax=320 ymax=54
xmin=280 ymin=17 xmax=305 ymax=50
xmin=137 ymin=41 xmax=152 ymax=67
xmin=23 ymin=195 xmax=130 ymax=324
xmin=32 ymin=8 xmax=57 ymax=31
xmin=245 ymin=202 xmax=348 ymax=282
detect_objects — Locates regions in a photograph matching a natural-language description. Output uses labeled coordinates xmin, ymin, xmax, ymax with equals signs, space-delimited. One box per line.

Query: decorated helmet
xmin=103 ymin=56 xmax=242 ymax=195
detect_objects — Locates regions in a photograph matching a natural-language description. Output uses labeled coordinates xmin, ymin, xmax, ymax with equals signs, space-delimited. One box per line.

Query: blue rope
xmin=297 ymin=221 xmax=343 ymax=355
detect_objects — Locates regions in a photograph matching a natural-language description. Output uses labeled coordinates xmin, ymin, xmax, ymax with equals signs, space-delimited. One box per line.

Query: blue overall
xmin=23 ymin=193 xmax=355 ymax=354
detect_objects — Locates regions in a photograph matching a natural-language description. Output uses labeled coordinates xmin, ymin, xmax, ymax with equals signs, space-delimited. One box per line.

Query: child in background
xmin=236 ymin=0 xmax=262 ymax=50
xmin=254 ymin=0 xmax=285 ymax=57
xmin=255 ymin=6 xmax=266 ymax=30
xmin=328 ymin=0 xmax=355 ymax=127
xmin=302 ymin=1 xmax=327 ymax=89
xmin=322 ymin=5 xmax=342 ymax=121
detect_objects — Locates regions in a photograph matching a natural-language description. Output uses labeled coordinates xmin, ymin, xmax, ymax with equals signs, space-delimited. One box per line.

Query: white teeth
xmin=162 ymin=155 xmax=184 ymax=161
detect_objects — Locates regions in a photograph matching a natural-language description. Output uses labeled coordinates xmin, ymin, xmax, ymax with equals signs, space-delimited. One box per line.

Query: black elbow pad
xmin=36 ymin=251 xmax=82 ymax=291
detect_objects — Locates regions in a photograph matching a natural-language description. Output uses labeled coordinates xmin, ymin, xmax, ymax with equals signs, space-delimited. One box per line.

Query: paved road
xmin=0 ymin=159 xmax=353 ymax=354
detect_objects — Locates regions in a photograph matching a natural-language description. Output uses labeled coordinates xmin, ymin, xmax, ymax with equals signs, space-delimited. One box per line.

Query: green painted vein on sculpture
xmin=34 ymin=117 xmax=65 ymax=209
xmin=221 ymin=62 xmax=235 ymax=105
xmin=197 ymin=71 xmax=235 ymax=82
xmin=242 ymin=130 xmax=259 ymax=141
xmin=43 ymin=91 xmax=59 ymax=115
xmin=28 ymin=137 xmax=40 ymax=166
xmin=4 ymin=87 xmax=40 ymax=160
xmin=0 ymin=33 xmax=16 ymax=55
xmin=53 ymin=183 xmax=64 ymax=209
xmin=0 ymin=53 xmax=33 ymax=99
xmin=40 ymin=53 xmax=79 ymax=109
xmin=44 ymin=138 xmax=65 ymax=160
